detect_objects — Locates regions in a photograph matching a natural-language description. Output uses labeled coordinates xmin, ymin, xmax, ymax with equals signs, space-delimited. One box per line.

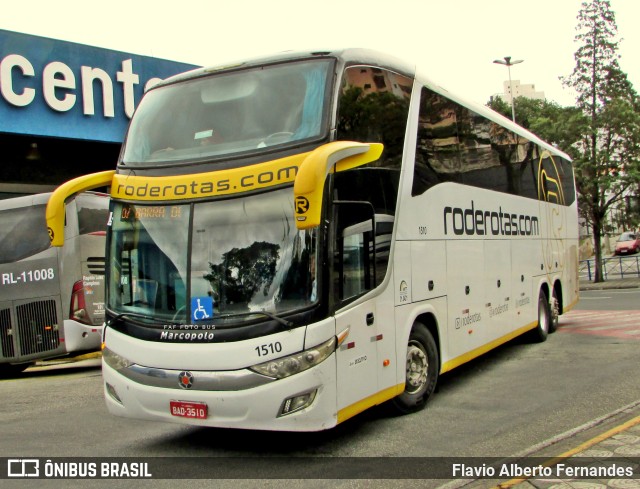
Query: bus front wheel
xmin=391 ymin=322 xmax=439 ymax=414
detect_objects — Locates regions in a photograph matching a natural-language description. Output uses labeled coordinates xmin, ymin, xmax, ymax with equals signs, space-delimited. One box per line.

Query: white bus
xmin=46 ymin=49 xmax=579 ymax=430
xmin=0 ymin=192 xmax=109 ymax=375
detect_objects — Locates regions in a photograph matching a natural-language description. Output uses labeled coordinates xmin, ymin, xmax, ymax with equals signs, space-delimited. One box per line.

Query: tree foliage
xmin=488 ymin=96 xmax=585 ymax=153
xmin=491 ymin=0 xmax=640 ymax=282
xmin=562 ymin=0 xmax=640 ymax=282
xmin=204 ymin=241 xmax=279 ymax=307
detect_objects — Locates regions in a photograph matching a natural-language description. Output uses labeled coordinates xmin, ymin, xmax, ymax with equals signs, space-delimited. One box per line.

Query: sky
xmin=2 ymin=0 xmax=640 ymax=108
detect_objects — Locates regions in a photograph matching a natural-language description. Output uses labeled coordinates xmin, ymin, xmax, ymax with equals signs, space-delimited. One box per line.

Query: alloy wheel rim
xmin=405 ymin=342 xmax=428 ymax=394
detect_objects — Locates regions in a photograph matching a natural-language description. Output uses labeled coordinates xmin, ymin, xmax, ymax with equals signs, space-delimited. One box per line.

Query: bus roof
xmin=156 ymin=48 xmax=415 ymax=86
xmin=0 ymin=191 xmax=109 ymax=211
xmin=0 ymin=192 xmax=51 ymax=210
xmin=152 ymin=48 xmax=571 ymax=163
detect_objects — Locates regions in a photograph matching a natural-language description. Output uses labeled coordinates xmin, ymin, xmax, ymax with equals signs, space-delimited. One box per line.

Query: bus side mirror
xmin=46 ymin=170 xmax=115 ymax=247
xmin=293 ymin=141 xmax=383 ymax=230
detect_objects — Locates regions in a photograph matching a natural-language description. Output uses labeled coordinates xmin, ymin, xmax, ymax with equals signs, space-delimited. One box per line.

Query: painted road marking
xmin=494 ymin=414 xmax=640 ymax=488
xmin=558 ymin=310 xmax=640 ymax=340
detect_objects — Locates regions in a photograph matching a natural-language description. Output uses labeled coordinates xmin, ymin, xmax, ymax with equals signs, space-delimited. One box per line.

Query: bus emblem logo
xmin=295 ymin=196 xmax=309 ymax=214
xmin=399 ymin=280 xmax=408 ymax=303
xmin=178 ymin=371 xmax=194 ymax=389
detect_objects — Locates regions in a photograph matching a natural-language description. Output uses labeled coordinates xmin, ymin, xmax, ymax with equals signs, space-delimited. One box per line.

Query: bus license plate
xmin=170 ymin=400 xmax=208 ymax=419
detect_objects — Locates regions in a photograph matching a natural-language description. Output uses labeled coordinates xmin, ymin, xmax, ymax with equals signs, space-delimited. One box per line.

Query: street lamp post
xmin=493 ymin=56 xmax=523 ymax=123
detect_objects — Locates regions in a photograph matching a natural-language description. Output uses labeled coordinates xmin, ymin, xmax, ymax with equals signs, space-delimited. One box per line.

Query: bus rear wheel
xmin=391 ymin=322 xmax=439 ymax=414
xmin=549 ymin=287 xmax=560 ymax=334
xmin=0 ymin=363 xmax=30 ymax=377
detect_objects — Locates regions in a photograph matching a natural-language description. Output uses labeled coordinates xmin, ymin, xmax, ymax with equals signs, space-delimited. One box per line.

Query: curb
xmin=33 ymin=350 xmax=102 ymax=367
xmin=71 ymin=351 xmax=102 ymax=361
xmin=579 ymin=279 xmax=640 ymax=291
xmin=580 ymin=284 xmax=640 ymax=291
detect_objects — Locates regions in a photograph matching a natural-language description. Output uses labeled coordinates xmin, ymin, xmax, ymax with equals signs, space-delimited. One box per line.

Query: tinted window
xmin=337 ymin=66 xmax=412 ymax=171
xmin=413 ymin=86 xmax=576 ymax=205
xmin=0 ymin=205 xmax=50 ymax=263
xmin=332 ymin=66 xmax=411 ymax=302
xmin=122 ymin=60 xmax=333 ymax=165
xmin=77 ymin=194 xmax=110 ymax=235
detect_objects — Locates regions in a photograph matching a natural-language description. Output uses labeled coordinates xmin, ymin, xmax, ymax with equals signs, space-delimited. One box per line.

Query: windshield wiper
xmin=216 ymin=310 xmax=294 ymax=328
xmin=106 ymin=311 xmax=159 ymax=327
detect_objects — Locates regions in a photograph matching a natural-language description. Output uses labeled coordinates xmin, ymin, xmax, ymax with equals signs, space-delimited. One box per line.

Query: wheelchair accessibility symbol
xmin=191 ymin=296 xmax=213 ymax=321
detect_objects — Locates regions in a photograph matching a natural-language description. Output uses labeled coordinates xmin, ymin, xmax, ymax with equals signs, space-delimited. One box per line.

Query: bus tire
xmin=548 ymin=286 xmax=560 ymax=334
xmin=391 ymin=322 xmax=439 ymax=414
xmin=528 ymin=288 xmax=550 ymax=343
xmin=0 ymin=363 xmax=30 ymax=377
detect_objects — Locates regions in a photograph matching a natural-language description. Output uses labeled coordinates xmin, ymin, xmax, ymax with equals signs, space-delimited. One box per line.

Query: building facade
xmin=493 ymin=79 xmax=545 ymax=106
xmin=0 ymin=29 xmax=198 ymax=197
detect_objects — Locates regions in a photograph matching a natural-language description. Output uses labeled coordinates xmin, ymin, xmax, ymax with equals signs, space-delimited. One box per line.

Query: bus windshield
xmin=121 ymin=59 xmax=333 ymax=165
xmin=107 ymin=188 xmax=318 ymax=325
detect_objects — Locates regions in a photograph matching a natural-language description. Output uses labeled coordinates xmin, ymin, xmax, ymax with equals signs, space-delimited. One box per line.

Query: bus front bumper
xmin=102 ymin=354 xmax=338 ymax=432
xmin=62 ymin=319 xmax=103 ymax=353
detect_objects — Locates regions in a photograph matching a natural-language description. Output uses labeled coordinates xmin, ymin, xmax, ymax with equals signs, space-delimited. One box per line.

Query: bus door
xmin=333 ymin=211 xmax=379 ymax=410
xmin=332 ymin=205 xmax=400 ymax=413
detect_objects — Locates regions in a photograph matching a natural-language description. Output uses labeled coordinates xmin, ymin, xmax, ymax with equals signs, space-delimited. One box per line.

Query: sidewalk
xmin=455 ymin=402 xmax=640 ymax=489
xmin=580 ymin=276 xmax=640 ymax=291
xmin=497 ymin=400 xmax=640 ymax=489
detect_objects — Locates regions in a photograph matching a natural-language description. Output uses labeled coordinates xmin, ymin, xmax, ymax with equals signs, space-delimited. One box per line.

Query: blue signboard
xmin=0 ymin=29 xmax=198 ymax=143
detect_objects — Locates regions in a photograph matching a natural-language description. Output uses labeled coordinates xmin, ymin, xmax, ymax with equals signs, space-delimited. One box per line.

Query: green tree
xmin=561 ymin=0 xmax=640 ymax=282
xmin=204 ymin=241 xmax=280 ymax=307
xmin=488 ymin=96 xmax=584 ymax=151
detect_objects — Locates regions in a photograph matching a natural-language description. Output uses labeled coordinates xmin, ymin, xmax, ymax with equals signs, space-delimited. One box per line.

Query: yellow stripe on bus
xmin=336 ymin=321 xmax=543 ymax=423
xmin=441 ymin=321 xmax=538 ymax=374
xmin=337 ymin=384 xmax=405 ymax=425
xmin=111 ymin=153 xmax=310 ymax=201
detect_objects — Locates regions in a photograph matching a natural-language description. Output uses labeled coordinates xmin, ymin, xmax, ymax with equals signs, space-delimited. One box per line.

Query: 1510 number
xmin=255 ymin=341 xmax=283 ymax=357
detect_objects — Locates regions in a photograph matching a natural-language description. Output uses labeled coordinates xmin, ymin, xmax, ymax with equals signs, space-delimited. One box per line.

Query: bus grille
xmin=87 ymin=257 xmax=106 ymax=275
xmin=0 ymin=307 xmax=15 ymax=359
xmin=16 ymin=300 xmax=60 ymax=356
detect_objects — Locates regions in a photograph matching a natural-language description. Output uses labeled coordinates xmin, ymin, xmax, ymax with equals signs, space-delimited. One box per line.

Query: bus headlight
xmin=250 ymin=337 xmax=335 ymax=379
xmin=102 ymin=347 xmax=133 ymax=371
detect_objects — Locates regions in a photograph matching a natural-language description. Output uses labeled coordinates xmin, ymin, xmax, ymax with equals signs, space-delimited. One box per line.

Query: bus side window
xmin=337 ymin=213 xmax=374 ymax=301
xmin=0 ymin=204 xmax=51 ymax=264
xmin=337 ymin=66 xmax=411 ymax=171
xmin=76 ymin=194 xmax=110 ymax=234
xmin=332 ymin=65 xmax=409 ymax=304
